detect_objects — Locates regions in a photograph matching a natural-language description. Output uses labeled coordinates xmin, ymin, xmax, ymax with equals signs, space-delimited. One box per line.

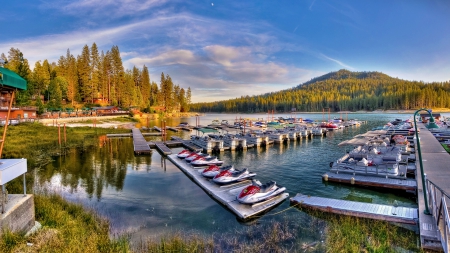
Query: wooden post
xmin=0 ymin=91 xmax=15 ymax=158
xmin=64 ymin=123 xmax=67 ymax=144
xmin=58 ymin=124 xmax=61 ymax=148
xmin=147 ymin=116 xmax=149 ymax=128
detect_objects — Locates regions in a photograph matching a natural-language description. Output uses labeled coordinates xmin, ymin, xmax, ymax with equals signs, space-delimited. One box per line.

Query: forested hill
xmin=191 ymin=69 xmax=450 ymax=113
xmin=298 ymin=69 xmax=395 ymax=87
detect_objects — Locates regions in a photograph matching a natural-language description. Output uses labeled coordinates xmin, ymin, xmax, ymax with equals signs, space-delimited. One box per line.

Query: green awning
xmin=0 ymin=67 xmax=27 ymax=90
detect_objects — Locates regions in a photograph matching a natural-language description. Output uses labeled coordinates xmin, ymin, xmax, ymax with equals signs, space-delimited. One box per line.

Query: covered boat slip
xmin=167 ymin=154 xmax=289 ymax=219
xmin=290 ymin=194 xmax=418 ymax=225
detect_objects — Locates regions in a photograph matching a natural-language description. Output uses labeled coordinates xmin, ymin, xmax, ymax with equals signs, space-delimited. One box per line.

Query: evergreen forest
xmin=191 ymin=69 xmax=450 ymax=113
xmin=1 ymin=45 xmax=191 ymax=114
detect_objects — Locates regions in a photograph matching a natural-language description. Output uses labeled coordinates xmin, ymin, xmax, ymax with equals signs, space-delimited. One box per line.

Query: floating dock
xmin=167 ymin=154 xmax=289 ymax=219
xmin=132 ymin=129 xmax=151 ymax=155
xmin=154 ymin=142 xmax=172 ymax=155
xmin=322 ymin=173 xmax=417 ymax=193
xmin=106 ymin=133 xmax=161 ymax=137
xmin=290 ymin=193 xmax=418 ymax=224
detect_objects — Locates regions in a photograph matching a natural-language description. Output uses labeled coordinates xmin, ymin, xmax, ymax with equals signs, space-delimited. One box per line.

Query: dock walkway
xmin=290 ymin=194 xmax=418 ymax=224
xmin=132 ymin=128 xmax=151 ymax=155
xmin=322 ymin=173 xmax=417 ymax=193
xmin=416 ymin=124 xmax=450 ymax=251
xmin=167 ymin=154 xmax=289 ymax=219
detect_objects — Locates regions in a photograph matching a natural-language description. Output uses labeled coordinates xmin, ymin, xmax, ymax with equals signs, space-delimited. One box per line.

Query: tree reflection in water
xmin=37 ymin=138 xmax=151 ymax=200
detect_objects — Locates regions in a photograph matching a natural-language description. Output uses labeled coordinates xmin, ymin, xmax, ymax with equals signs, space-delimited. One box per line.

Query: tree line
xmin=190 ymin=69 xmax=450 ymax=113
xmin=1 ymin=45 xmax=191 ymax=113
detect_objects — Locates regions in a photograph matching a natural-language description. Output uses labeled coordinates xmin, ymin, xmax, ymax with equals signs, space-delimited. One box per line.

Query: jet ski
xmin=201 ymin=165 xmax=234 ymax=178
xmin=212 ymin=168 xmax=256 ymax=185
xmin=237 ymin=179 xmax=286 ymax=204
xmin=185 ymin=152 xmax=209 ymax=162
xmin=177 ymin=149 xmax=192 ymax=159
xmin=191 ymin=156 xmax=224 ymax=167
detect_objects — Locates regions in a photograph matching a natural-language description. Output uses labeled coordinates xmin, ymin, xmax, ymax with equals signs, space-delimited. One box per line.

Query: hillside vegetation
xmin=191 ymin=69 xmax=450 ymax=112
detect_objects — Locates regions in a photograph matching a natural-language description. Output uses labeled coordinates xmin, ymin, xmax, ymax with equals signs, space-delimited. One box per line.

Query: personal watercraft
xmin=212 ymin=168 xmax=256 ymax=184
xmin=191 ymin=156 xmax=224 ymax=167
xmin=177 ymin=149 xmax=192 ymax=159
xmin=201 ymin=165 xmax=234 ymax=178
xmin=185 ymin=152 xmax=209 ymax=162
xmin=236 ymin=180 xmax=286 ymax=204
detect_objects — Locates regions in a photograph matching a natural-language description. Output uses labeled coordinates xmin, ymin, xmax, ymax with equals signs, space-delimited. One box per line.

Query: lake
xmin=35 ymin=112 xmax=450 ymax=245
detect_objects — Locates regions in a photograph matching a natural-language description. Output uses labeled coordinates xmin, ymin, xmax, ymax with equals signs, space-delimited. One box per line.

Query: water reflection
xmin=38 ymin=138 xmax=150 ymax=201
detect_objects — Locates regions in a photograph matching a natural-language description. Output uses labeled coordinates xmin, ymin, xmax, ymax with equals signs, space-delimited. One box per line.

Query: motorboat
xmin=212 ymin=168 xmax=256 ymax=185
xmin=237 ymin=179 xmax=286 ymax=204
xmin=191 ymin=156 xmax=224 ymax=167
xmin=201 ymin=165 xmax=234 ymax=178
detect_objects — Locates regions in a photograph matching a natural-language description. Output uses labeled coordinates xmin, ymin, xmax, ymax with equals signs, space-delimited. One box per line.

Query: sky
xmin=1 ymin=0 xmax=450 ymax=102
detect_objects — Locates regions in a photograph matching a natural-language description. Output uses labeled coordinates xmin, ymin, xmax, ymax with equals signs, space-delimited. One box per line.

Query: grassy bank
xmin=0 ymin=123 xmax=423 ymax=252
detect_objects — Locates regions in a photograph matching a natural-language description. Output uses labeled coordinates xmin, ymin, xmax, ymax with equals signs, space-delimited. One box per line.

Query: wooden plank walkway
xmin=416 ymin=124 xmax=450 ymax=251
xmin=107 ymin=133 xmax=161 ymax=137
xmin=290 ymin=193 xmax=418 ymax=224
xmin=322 ymin=173 xmax=417 ymax=192
xmin=155 ymin=142 xmax=172 ymax=155
xmin=132 ymin=128 xmax=151 ymax=155
xmin=168 ymin=154 xmax=289 ymax=219
xmin=166 ymin=126 xmax=179 ymax=132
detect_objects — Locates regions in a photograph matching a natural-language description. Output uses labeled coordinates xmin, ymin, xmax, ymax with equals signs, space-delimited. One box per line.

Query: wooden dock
xmin=107 ymin=133 xmax=161 ymax=137
xmin=322 ymin=173 xmax=417 ymax=193
xmin=168 ymin=154 xmax=289 ymax=219
xmin=132 ymin=128 xmax=151 ymax=155
xmin=155 ymin=142 xmax=172 ymax=155
xmin=290 ymin=193 xmax=418 ymax=224
xmin=166 ymin=126 xmax=179 ymax=132
xmin=416 ymin=124 xmax=450 ymax=251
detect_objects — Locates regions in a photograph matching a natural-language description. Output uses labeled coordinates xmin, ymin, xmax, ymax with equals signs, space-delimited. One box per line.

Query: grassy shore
xmin=0 ymin=122 xmax=424 ymax=252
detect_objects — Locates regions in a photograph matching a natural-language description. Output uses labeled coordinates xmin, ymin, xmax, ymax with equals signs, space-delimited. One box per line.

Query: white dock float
xmin=290 ymin=194 xmax=418 ymax=224
xmin=167 ymin=154 xmax=289 ymax=219
xmin=323 ymin=173 xmax=417 ymax=193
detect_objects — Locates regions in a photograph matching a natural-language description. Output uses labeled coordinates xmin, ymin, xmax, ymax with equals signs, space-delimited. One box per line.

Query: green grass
xmin=441 ymin=143 xmax=450 ymax=153
xmin=300 ymin=208 xmax=423 ymax=253
xmin=0 ymin=193 xmax=130 ymax=253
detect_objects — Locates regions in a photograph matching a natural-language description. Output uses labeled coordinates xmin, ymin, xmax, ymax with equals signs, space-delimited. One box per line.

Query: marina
xmin=33 ymin=112 xmax=450 ymax=252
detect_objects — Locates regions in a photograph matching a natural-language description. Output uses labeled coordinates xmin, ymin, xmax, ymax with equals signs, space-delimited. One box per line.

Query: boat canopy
xmin=198 ymin=128 xmax=219 ymax=133
xmin=0 ymin=67 xmax=27 ymax=90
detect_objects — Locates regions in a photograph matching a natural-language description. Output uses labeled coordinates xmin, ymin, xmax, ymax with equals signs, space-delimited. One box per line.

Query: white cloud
xmin=129 ymin=50 xmax=197 ymax=66
xmin=43 ymin=0 xmax=167 ymax=18
xmin=320 ymin=53 xmax=354 ymax=70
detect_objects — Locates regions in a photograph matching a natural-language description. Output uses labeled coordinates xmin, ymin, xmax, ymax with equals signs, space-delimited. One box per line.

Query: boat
xmin=184 ymin=152 xmax=208 ymax=162
xmin=191 ymin=156 xmax=224 ymax=167
xmin=236 ymin=180 xmax=286 ymax=204
xmin=201 ymin=165 xmax=234 ymax=178
xmin=212 ymin=168 xmax=256 ymax=185
xmin=177 ymin=149 xmax=192 ymax=158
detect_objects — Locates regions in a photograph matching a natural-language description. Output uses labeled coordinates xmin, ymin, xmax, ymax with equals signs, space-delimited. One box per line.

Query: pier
xmin=167 ymin=154 xmax=289 ymax=219
xmin=322 ymin=173 xmax=417 ymax=193
xmin=415 ymin=123 xmax=450 ymax=251
xmin=290 ymin=194 xmax=418 ymax=224
xmin=131 ymin=128 xmax=151 ymax=155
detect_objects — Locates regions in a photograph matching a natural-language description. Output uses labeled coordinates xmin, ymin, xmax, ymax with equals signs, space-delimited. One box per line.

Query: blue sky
xmin=1 ymin=0 xmax=450 ymax=102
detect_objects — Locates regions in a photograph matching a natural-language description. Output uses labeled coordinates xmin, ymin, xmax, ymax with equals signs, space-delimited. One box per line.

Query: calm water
xmin=35 ymin=112 xmax=450 ymax=243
